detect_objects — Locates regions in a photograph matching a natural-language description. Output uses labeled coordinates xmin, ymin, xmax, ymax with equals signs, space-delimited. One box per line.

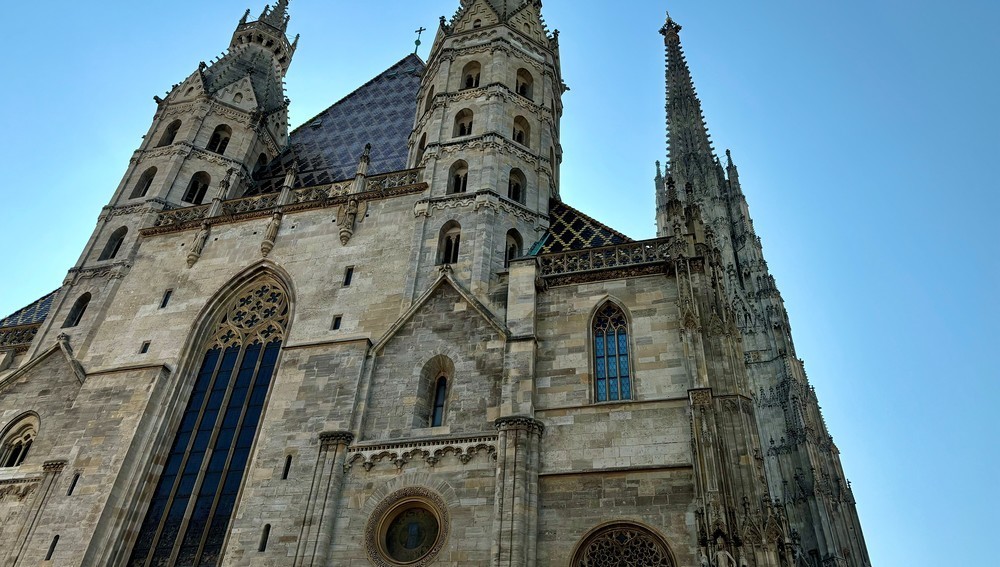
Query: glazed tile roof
xmin=251 ymin=54 xmax=425 ymax=193
xmin=0 ymin=290 xmax=58 ymax=329
xmin=534 ymin=201 xmax=633 ymax=254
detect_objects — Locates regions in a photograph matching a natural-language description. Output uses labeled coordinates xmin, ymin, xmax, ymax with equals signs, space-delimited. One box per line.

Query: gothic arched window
xmin=0 ymin=414 xmax=38 ymax=468
xmin=424 ymin=85 xmax=435 ymax=114
xmin=454 ymin=109 xmax=474 ymax=138
xmin=438 ymin=222 xmax=461 ymax=265
xmin=63 ymin=293 xmax=91 ymax=329
xmin=516 ymin=68 xmax=534 ymax=100
xmin=513 ymin=116 xmax=530 ymax=147
xmin=508 ymin=168 xmax=527 ymax=203
xmin=572 ymin=523 xmax=674 ymax=567
xmin=430 ymin=377 xmax=448 ymax=427
xmin=207 ymin=124 xmax=233 ymax=155
xmin=449 ymin=161 xmax=469 ymax=194
xmin=505 ymin=229 xmax=523 ymax=268
xmin=127 ymin=277 xmax=289 ymax=567
xmin=131 ymin=167 xmax=157 ymax=199
xmin=99 ymin=227 xmax=128 ymax=261
xmin=592 ymin=302 xmax=632 ymax=402
xmin=158 ymin=120 xmax=182 ymax=147
xmin=183 ymin=172 xmax=212 ymax=205
xmin=416 ymin=133 xmax=428 ymax=165
xmin=461 ymin=61 xmax=481 ymax=90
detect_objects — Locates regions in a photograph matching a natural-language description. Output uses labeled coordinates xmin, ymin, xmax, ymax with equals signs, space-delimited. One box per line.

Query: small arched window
xmin=157 ymin=120 xmax=182 ymax=147
xmin=513 ymin=116 xmax=530 ymax=147
xmin=0 ymin=415 xmax=38 ymax=468
xmin=592 ymin=302 xmax=632 ymax=402
xmin=254 ymin=153 xmax=269 ymax=174
xmin=207 ymin=124 xmax=233 ymax=155
xmin=454 ymin=109 xmax=474 ymax=137
xmin=63 ymin=293 xmax=91 ymax=329
xmin=424 ymin=85 xmax=435 ymax=114
xmin=508 ymin=169 xmax=527 ymax=204
xmin=461 ymin=61 xmax=481 ymax=90
xmin=439 ymin=221 xmax=462 ymax=265
xmin=130 ymin=167 xmax=157 ymax=199
xmin=516 ymin=69 xmax=534 ymax=100
xmin=449 ymin=161 xmax=469 ymax=194
xmin=416 ymin=133 xmax=428 ymax=165
xmin=183 ymin=172 xmax=212 ymax=204
xmin=473 ymin=19 xmax=482 ymax=29
xmin=505 ymin=229 xmax=523 ymax=268
xmin=431 ymin=376 xmax=448 ymax=427
xmin=99 ymin=227 xmax=128 ymax=261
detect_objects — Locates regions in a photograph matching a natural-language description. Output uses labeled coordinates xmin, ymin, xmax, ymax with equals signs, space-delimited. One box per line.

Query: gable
xmin=453 ymin=0 xmax=502 ymax=32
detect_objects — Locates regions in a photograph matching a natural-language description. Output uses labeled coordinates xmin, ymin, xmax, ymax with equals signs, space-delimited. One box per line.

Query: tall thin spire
xmin=660 ymin=12 xmax=717 ymax=195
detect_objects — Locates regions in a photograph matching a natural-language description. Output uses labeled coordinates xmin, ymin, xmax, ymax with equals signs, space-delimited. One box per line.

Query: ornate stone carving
xmin=690 ymin=389 xmax=713 ymax=406
xmin=344 ymin=435 xmax=497 ymax=473
xmin=186 ymin=222 xmax=210 ymax=268
xmin=0 ymin=324 xmax=40 ymax=354
xmin=337 ymin=198 xmax=366 ymax=245
xmin=208 ymin=277 xmax=288 ymax=349
xmin=365 ymin=487 xmax=450 ymax=567
xmin=572 ymin=524 xmax=675 ymax=566
xmin=260 ymin=212 xmax=282 ymax=257
xmin=65 ymin=261 xmax=132 ymax=285
xmin=0 ymin=479 xmax=40 ymax=502
xmin=319 ymin=431 xmax=354 ymax=449
xmin=495 ymin=416 xmax=545 ymax=436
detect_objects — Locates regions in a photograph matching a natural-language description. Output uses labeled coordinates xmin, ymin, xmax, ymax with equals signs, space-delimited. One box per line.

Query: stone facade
xmin=0 ymin=1 xmax=869 ymax=566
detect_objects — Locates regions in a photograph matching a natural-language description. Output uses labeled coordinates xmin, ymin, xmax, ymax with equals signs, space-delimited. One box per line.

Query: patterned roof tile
xmin=536 ymin=201 xmax=633 ymax=254
xmin=0 ymin=290 xmax=58 ymax=329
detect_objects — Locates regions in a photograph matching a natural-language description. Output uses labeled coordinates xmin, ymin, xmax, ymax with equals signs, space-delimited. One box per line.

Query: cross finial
xmin=414 ymin=26 xmax=427 ymax=55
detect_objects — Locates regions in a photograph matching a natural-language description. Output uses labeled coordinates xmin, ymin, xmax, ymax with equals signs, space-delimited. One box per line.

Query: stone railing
xmin=0 ymin=324 xmax=40 ymax=354
xmin=538 ymin=238 xmax=672 ymax=277
xmin=153 ymin=204 xmax=211 ymax=227
xmin=220 ymin=192 xmax=279 ymax=216
xmin=148 ymin=169 xmax=423 ymax=231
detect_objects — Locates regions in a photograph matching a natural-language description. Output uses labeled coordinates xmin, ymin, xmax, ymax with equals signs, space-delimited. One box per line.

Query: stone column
xmin=491 ymin=416 xmax=543 ymax=567
xmin=293 ymin=431 xmax=353 ymax=567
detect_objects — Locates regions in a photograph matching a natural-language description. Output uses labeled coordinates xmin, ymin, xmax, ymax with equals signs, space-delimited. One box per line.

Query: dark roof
xmin=534 ymin=201 xmax=633 ymax=254
xmin=204 ymin=46 xmax=286 ymax=114
xmin=0 ymin=290 xmax=58 ymax=329
xmin=251 ymin=54 xmax=425 ymax=193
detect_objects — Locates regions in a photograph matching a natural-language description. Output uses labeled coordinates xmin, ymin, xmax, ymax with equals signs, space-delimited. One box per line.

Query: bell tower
xmin=407 ymin=0 xmax=565 ymax=297
xmin=31 ymin=1 xmax=297 ymax=360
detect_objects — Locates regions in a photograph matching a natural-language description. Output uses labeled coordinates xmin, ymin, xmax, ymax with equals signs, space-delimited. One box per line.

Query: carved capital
xmin=690 ymin=388 xmax=713 ymax=407
xmin=43 ymin=460 xmax=68 ymax=473
xmin=319 ymin=431 xmax=354 ymax=449
xmin=495 ymin=416 xmax=545 ymax=436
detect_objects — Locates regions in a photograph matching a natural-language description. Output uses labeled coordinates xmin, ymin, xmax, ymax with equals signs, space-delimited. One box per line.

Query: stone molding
xmin=42 ymin=460 xmax=67 ymax=473
xmin=0 ymin=478 xmax=40 ymax=501
xmin=345 ymin=435 xmax=498 ymax=472
xmin=64 ymin=261 xmax=132 ymax=285
xmin=319 ymin=431 xmax=354 ymax=449
xmin=364 ymin=486 xmax=450 ymax=567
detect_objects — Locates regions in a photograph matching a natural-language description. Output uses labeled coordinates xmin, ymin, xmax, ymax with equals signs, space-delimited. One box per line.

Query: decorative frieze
xmin=0 ymin=324 xmax=40 ymax=354
xmin=0 ymin=478 xmax=40 ymax=502
xmin=64 ymin=261 xmax=132 ymax=285
xmin=345 ymin=435 xmax=498 ymax=472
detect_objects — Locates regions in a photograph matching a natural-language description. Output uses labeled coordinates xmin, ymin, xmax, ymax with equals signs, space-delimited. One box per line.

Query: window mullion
xmin=142 ymin=348 xmax=227 ymax=566
xmin=191 ymin=341 xmax=268 ymax=565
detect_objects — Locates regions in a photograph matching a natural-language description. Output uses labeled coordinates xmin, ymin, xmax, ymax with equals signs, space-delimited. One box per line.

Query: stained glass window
xmin=592 ymin=302 xmax=632 ymax=403
xmin=573 ymin=524 xmax=674 ymax=566
xmin=128 ymin=279 xmax=288 ymax=567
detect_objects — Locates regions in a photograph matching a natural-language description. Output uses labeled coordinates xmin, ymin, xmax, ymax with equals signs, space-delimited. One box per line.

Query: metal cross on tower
xmin=414 ymin=26 xmax=427 ymax=55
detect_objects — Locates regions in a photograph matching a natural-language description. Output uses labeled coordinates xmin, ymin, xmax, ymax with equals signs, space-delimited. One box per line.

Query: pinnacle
xmin=259 ymin=0 xmax=291 ymax=32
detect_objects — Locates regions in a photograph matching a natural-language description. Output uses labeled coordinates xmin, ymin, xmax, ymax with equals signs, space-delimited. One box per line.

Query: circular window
xmin=366 ymin=488 xmax=449 ymax=567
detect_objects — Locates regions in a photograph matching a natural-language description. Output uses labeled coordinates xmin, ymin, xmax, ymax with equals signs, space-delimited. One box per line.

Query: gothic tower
xmin=656 ymin=14 xmax=870 ymax=566
xmin=27 ymin=2 xmax=297 ymax=362
xmin=406 ymin=0 xmax=564 ymax=298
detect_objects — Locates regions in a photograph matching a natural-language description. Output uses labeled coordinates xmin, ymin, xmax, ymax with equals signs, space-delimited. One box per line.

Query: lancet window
xmin=183 ymin=172 xmax=211 ymax=205
xmin=63 ymin=293 xmax=91 ymax=328
xmin=99 ymin=227 xmax=128 ymax=261
xmin=592 ymin=302 xmax=632 ymax=402
xmin=127 ymin=277 xmax=289 ymax=567
xmin=439 ymin=222 xmax=462 ymax=265
xmin=449 ymin=161 xmax=469 ymax=194
xmin=513 ymin=116 xmax=530 ymax=147
xmin=454 ymin=109 xmax=474 ymax=137
xmin=508 ymin=169 xmax=526 ymax=203
xmin=207 ymin=125 xmax=232 ymax=155
xmin=505 ymin=229 xmax=523 ymax=268
xmin=430 ymin=377 xmax=448 ymax=427
xmin=131 ymin=167 xmax=157 ymax=199
xmin=158 ymin=120 xmax=182 ymax=147
xmin=516 ymin=68 xmax=534 ymax=100
xmin=461 ymin=61 xmax=481 ymax=89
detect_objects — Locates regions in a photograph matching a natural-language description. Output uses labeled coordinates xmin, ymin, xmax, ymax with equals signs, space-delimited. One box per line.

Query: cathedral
xmin=0 ymin=1 xmax=870 ymax=565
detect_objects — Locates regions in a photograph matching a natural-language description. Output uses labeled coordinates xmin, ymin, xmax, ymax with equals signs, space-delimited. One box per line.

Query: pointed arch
xmin=0 ymin=412 xmax=39 ymax=468
xmin=571 ymin=521 xmax=675 ymax=566
xmin=63 ymin=293 xmax=91 ymax=328
xmin=98 ymin=227 xmax=128 ymax=261
xmin=424 ymin=84 xmax=435 ymax=114
xmin=591 ymin=299 xmax=634 ymax=402
xmin=207 ymin=124 xmax=233 ymax=155
xmin=130 ymin=167 xmax=157 ymax=199
xmin=416 ymin=133 xmax=428 ymax=165
xmin=183 ymin=172 xmax=211 ymax=204
xmin=157 ymin=120 xmax=182 ymax=147
xmin=126 ymin=264 xmax=294 ymax=566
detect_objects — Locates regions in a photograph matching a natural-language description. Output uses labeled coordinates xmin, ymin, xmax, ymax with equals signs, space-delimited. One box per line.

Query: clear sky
xmin=1 ymin=1 xmax=997 ymax=565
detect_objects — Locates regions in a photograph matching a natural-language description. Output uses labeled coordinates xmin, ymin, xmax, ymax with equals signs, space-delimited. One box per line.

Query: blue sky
xmin=1 ymin=1 xmax=997 ymax=565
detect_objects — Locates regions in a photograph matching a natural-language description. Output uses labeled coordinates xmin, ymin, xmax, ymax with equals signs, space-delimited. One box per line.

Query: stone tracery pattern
xmin=574 ymin=524 xmax=674 ymax=567
xmin=209 ymin=278 xmax=288 ymax=349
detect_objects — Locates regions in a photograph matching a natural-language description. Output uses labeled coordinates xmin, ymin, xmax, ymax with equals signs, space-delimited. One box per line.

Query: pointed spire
xmin=660 ymin=12 xmax=717 ymax=196
xmin=260 ymin=0 xmax=291 ymax=32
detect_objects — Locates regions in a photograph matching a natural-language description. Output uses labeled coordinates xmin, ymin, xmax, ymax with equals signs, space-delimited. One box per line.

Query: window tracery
xmin=572 ymin=524 xmax=674 ymax=567
xmin=592 ymin=302 xmax=632 ymax=402
xmin=0 ymin=416 xmax=38 ymax=468
xmin=183 ymin=172 xmax=212 ymax=205
xmin=127 ymin=277 xmax=289 ymax=567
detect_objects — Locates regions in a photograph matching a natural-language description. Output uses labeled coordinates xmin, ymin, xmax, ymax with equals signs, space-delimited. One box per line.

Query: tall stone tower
xmin=0 ymin=3 xmax=869 ymax=566
xmin=656 ymin=15 xmax=870 ymax=566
